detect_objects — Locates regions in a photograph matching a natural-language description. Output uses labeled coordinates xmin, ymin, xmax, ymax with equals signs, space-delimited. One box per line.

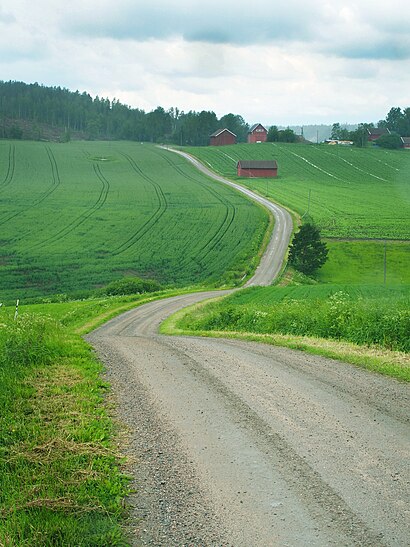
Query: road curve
xmin=88 ymin=295 xmax=409 ymax=546
xmin=87 ymin=149 xmax=409 ymax=545
xmin=159 ymin=146 xmax=293 ymax=286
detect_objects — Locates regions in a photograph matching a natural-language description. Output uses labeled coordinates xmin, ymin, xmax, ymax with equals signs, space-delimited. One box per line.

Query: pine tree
xmin=288 ymin=224 xmax=328 ymax=276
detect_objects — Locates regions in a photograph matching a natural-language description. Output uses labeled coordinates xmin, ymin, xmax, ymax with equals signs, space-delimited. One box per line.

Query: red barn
xmin=237 ymin=160 xmax=278 ymax=178
xmin=209 ymin=128 xmax=236 ymax=146
xmin=247 ymin=123 xmax=267 ymax=143
xmin=367 ymin=128 xmax=390 ymax=141
xmin=401 ymin=137 xmax=410 ymax=149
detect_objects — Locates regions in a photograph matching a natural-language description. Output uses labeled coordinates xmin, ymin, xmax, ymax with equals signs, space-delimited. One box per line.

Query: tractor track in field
xmin=0 ymin=146 xmax=61 ymax=228
xmin=31 ymin=160 xmax=110 ymax=249
xmin=162 ymin=147 xmax=293 ymax=286
xmin=111 ymin=153 xmax=168 ymax=256
xmin=152 ymin=149 xmax=238 ymax=272
xmin=0 ymin=143 xmax=15 ymax=194
xmin=321 ymin=149 xmax=389 ymax=182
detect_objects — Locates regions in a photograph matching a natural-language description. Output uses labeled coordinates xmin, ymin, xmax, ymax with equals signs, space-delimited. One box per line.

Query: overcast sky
xmin=1 ymin=0 xmax=409 ymax=125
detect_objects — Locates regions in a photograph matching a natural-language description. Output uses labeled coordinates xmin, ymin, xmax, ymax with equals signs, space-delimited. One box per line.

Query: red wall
xmin=248 ymin=129 xmax=267 ymax=143
xmin=237 ymin=167 xmax=277 ymax=178
xmin=210 ymin=132 xmax=236 ymax=146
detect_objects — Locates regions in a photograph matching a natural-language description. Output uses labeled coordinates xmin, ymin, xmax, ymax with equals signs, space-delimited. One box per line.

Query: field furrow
xmin=0 ymin=141 xmax=268 ymax=300
xmin=184 ymin=142 xmax=410 ymax=240
xmin=0 ymin=145 xmax=62 ymax=227
xmin=0 ymin=143 xmax=15 ymax=193
xmin=31 ymin=160 xmax=110 ymax=250
xmin=112 ymin=152 xmax=168 ymax=256
xmin=150 ymin=149 xmax=238 ymax=273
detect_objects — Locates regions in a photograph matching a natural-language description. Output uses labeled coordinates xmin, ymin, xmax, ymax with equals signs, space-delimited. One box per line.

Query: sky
xmin=1 ymin=0 xmax=409 ymax=126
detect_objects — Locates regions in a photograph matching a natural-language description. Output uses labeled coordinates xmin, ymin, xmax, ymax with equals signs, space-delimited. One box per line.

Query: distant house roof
xmin=237 ymin=160 xmax=278 ymax=169
xmin=248 ymin=123 xmax=267 ymax=133
xmin=401 ymin=136 xmax=410 ymax=145
xmin=210 ymin=128 xmax=237 ymax=138
xmin=367 ymin=127 xmax=390 ymax=137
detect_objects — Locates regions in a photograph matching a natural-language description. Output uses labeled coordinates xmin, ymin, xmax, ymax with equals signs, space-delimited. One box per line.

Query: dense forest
xmin=0 ymin=80 xmax=408 ymax=145
xmin=0 ymin=80 xmax=249 ymax=144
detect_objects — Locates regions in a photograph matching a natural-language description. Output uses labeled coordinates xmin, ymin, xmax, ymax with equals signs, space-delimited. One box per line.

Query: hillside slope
xmin=0 ymin=141 xmax=268 ymax=301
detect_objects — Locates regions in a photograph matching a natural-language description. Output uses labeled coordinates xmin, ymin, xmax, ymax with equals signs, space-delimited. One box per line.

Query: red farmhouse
xmin=209 ymin=128 xmax=236 ymax=146
xmin=237 ymin=160 xmax=278 ymax=178
xmin=248 ymin=123 xmax=267 ymax=143
xmin=367 ymin=128 xmax=390 ymax=141
xmin=401 ymin=137 xmax=410 ymax=149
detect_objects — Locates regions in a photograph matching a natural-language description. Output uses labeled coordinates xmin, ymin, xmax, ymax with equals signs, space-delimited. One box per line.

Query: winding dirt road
xmin=160 ymin=146 xmax=293 ymax=286
xmin=87 ymin=150 xmax=409 ymax=545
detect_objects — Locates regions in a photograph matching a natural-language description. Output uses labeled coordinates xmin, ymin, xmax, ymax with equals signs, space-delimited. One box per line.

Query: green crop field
xmin=319 ymin=239 xmax=410 ymax=285
xmin=0 ymin=141 xmax=268 ymax=301
xmin=184 ymin=142 xmax=410 ymax=240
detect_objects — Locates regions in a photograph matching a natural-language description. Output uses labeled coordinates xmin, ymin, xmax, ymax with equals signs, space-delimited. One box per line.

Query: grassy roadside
xmin=160 ymin=293 xmax=410 ymax=382
xmin=0 ymin=287 xmax=215 ymax=546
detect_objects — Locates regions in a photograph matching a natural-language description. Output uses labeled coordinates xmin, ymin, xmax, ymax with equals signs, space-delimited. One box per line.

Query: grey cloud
xmin=330 ymin=40 xmax=410 ymax=61
xmin=63 ymin=0 xmax=318 ymax=45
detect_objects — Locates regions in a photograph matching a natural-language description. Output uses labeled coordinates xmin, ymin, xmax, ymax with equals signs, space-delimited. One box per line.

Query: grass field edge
xmin=160 ymin=299 xmax=409 ymax=382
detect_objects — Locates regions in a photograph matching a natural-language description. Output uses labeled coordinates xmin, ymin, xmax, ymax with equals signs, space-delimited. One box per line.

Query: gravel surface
xmin=87 ymin=293 xmax=410 ymax=546
xmin=87 ymin=155 xmax=409 ymax=545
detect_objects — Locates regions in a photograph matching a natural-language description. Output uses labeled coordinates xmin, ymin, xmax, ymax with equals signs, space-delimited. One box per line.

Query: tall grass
xmin=177 ymin=285 xmax=410 ymax=353
xmin=0 ymin=312 xmax=129 ymax=545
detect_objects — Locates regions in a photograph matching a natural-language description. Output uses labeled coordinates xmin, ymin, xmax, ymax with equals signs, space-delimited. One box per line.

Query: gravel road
xmin=88 ymin=294 xmax=409 ymax=546
xmin=87 ymin=150 xmax=409 ymax=545
xmin=159 ymin=146 xmax=293 ymax=286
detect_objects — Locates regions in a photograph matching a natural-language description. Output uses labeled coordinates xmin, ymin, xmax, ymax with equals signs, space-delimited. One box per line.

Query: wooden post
xmin=14 ymin=299 xmax=19 ymax=321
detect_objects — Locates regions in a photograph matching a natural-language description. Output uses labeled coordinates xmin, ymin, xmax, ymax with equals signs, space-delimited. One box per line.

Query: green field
xmin=319 ymin=239 xmax=410 ymax=284
xmin=184 ymin=142 xmax=410 ymax=239
xmin=0 ymin=141 xmax=268 ymax=301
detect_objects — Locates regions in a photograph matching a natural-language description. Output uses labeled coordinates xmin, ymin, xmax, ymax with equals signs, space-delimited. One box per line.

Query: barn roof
xmin=401 ymin=136 xmax=410 ymax=144
xmin=248 ymin=123 xmax=267 ymax=133
xmin=237 ymin=160 xmax=278 ymax=169
xmin=367 ymin=127 xmax=390 ymax=137
xmin=210 ymin=128 xmax=237 ymax=138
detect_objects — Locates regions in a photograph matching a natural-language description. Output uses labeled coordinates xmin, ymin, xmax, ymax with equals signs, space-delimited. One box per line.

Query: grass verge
xmin=0 ymin=287 xmax=206 ymax=546
xmin=161 ymin=295 xmax=410 ymax=382
xmin=0 ymin=314 xmax=128 ymax=545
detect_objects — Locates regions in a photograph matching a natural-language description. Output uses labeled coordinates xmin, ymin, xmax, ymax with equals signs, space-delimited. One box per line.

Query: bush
xmin=375 ymin=133 xmax=403 ymax=149
xmin=99 ymin=276 xmax=162 ymax=296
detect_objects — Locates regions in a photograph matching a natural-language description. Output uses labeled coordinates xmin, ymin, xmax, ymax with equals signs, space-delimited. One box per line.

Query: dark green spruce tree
xmin=288 ymin=224 xmax=328 ymax=276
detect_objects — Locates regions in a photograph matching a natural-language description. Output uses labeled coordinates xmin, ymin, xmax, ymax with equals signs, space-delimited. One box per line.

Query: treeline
xmin=331 ymin=106 xmax=410 ymax=148
xmin=0 ymin=80 xmax=249 ymax=144
xmin=1 ymin=81 xmax=408 ymax=146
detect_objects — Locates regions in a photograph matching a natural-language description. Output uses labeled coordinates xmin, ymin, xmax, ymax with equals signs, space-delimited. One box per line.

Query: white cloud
xmin=0 ymin=0 xmax=409 ymax=124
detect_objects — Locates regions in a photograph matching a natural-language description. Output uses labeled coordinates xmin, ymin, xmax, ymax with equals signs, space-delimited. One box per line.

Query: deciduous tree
xmin=288 ymin=224 xmax=328 ymax=276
